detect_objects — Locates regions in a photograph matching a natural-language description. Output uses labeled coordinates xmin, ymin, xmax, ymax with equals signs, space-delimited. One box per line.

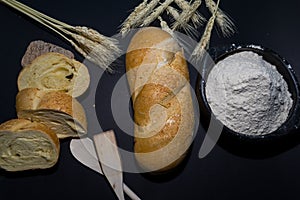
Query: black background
xmin=1 ymin=0 xmax=300 ymax=200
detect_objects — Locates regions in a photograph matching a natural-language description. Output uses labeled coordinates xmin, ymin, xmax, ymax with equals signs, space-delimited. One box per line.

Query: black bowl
xmin=196 ymin=44 xmax=300 ymax=158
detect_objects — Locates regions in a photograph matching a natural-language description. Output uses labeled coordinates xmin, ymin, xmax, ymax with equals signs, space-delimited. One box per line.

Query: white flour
xmin=205 ymin=51 xmax=293 ymax=135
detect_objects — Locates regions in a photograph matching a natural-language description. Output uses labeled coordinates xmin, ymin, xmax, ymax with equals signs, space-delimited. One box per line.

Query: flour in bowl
xmin=205 ymin=51 xmax=293 ymax=135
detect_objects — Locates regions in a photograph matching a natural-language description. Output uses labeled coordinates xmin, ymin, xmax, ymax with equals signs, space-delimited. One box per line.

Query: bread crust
xmin=21 ymin=40 xmax=74 ymax=67
xmin=126 ymin=27 xmax=194 ymax=172
xmin=16 ymin=88 xmax=87 ymax=139
xmin=0 ymin=119 xmax=60 ymax=171
xmin=17 ymin=52 xmax=90 ymax=97
xmin=0 ymin=119 xmax=59 ymax=149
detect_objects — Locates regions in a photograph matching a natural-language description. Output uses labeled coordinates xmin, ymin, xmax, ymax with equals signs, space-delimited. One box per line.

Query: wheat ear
xmin=1 ymin=0 xmax=121 ymax=72
xmin=121 ymin=0 xmax=160 ymax=36
xmin=191 ymin=0 xmax=220 ymax=62
xmin=173 ymin=0 xmax=205 ymax=28
xmin=141 ymin=0 xmax=174 ymax=27
xmin=205 ymin=0 xmax=235 ymax=37
xmin=166 ymin=6 xmax=180 ymax=20
xmin=172 ymin=0 xmax=203 ymax=33
xmin=120 ymin=0 xmax=148 ymax=37
xmin=167 ymin=5 xmax=195 ymax=33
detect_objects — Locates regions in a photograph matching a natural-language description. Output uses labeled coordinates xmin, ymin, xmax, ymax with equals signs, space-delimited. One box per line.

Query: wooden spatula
xmin=93 ymin=130 xmax=125 ymax=200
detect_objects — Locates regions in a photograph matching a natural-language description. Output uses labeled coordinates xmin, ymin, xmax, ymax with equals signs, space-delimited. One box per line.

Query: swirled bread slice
xmin=16 ymin=88 xmax=87 ymax=139
xmin=0 ymin=119 xmax=60 ymax=171
xmin=18 ymin=52 xmax=90 ymax=97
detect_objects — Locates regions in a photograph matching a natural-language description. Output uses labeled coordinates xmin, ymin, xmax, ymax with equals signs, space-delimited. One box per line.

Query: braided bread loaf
xmin=126 ymin=27 xmax=195 ymax=172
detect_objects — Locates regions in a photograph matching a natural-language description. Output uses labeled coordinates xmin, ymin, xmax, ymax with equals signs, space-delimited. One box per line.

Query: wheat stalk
xmin=205 ymin=0 xmax=235 ymax=37
xmin=134 ymin=0 xmax=161 ymax=25
xmin=158 ymin=16 xmax=174 ymax=37
xmin=120 ymin=0 xmax=148 ymax=36
xmin=191 ymin=0 xmax=220 ymax=62
xmin=166 ymin=5 xmax=196 ymax=36
xmin=166 ymin=6 xmax=180 ymax=19
xmin=172 ymin=0 xmax=204 ymax=34
xmin=141 ymin=0 xmax=174 ymax=27
xmin=121 ymin=0 xmax=160 ymax=36
xmin=1 ymin=0 xmax=121 ymax=72
xmin=173 ymin=0 xmax=205 ymax=28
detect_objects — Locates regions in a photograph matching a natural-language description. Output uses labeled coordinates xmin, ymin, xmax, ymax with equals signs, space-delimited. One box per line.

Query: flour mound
xmin=206 ymin=51 xmax=293 ymax=135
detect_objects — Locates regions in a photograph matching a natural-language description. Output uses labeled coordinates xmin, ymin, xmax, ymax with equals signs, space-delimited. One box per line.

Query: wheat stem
xmin=70 ymin=26 xmax=118 ymax=48
xmin=1 ymin=0 xmax=71 ymax=42
xmin=191 ymin=0 xmax=219 ymax=62
xmin=158 ymin=16 xmax=174 ymax=37
xmin=205 ymin=0 xmax=235 ymax=37
xmin=1 ymin=0 xmax=121 ymax=72
xmin=8 ymin=0 xmax=72 ymax=28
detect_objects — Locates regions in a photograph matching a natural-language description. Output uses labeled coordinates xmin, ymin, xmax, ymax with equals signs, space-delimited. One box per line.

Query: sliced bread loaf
xmin=18 ymin=52 xmax=90 ymax=97
xmin=16 ymin=88 xmax=87 ymax=139
xmin=0 ymin=119 xmax=60 ymax=171
xmin=21 ymin=40 xmax=74 ymax=67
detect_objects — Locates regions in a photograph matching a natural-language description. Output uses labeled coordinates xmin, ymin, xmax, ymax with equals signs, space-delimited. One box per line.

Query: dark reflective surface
xmin=1 ymin=0 xmax=300 ymax=200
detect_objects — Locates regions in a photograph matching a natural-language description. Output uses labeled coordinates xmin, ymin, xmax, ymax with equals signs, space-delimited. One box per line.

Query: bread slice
xmin=16 ymin=88 xmax=87 ymax=139
xmin=0 ymin=119 xmax=60 ymax=171
xmin=21 ymin=40 xmax=74 ymax=67
xmin=18 ymin=52 xmax=90 ymax=97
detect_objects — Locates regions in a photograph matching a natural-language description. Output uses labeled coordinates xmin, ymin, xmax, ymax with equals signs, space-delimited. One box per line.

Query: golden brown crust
xmin=127 ymin=27 xmax=178 ymax=55
xmin=15 ymin=88 xmax=43 ymax=111
xmin=16 ymin=88 xmax=87 ymax=138
xmin=134 ymin=95 xmax=181 ymax=153
xmin=0 ymin=119 xmax=60 ymax=151
xmin=0 ymin=119 xmax=60 ymax=171
xmin=37 ymin=91 xmax=75 ymax=116
xmin=126 ymin=27 xmax=194 ymax=172
xmin=0 ymin=119 xmax=60 ymax=149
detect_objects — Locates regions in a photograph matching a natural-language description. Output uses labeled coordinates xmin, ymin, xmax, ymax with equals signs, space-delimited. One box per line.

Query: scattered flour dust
xmin=205 ymin=51 xmax=293 ymax=135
